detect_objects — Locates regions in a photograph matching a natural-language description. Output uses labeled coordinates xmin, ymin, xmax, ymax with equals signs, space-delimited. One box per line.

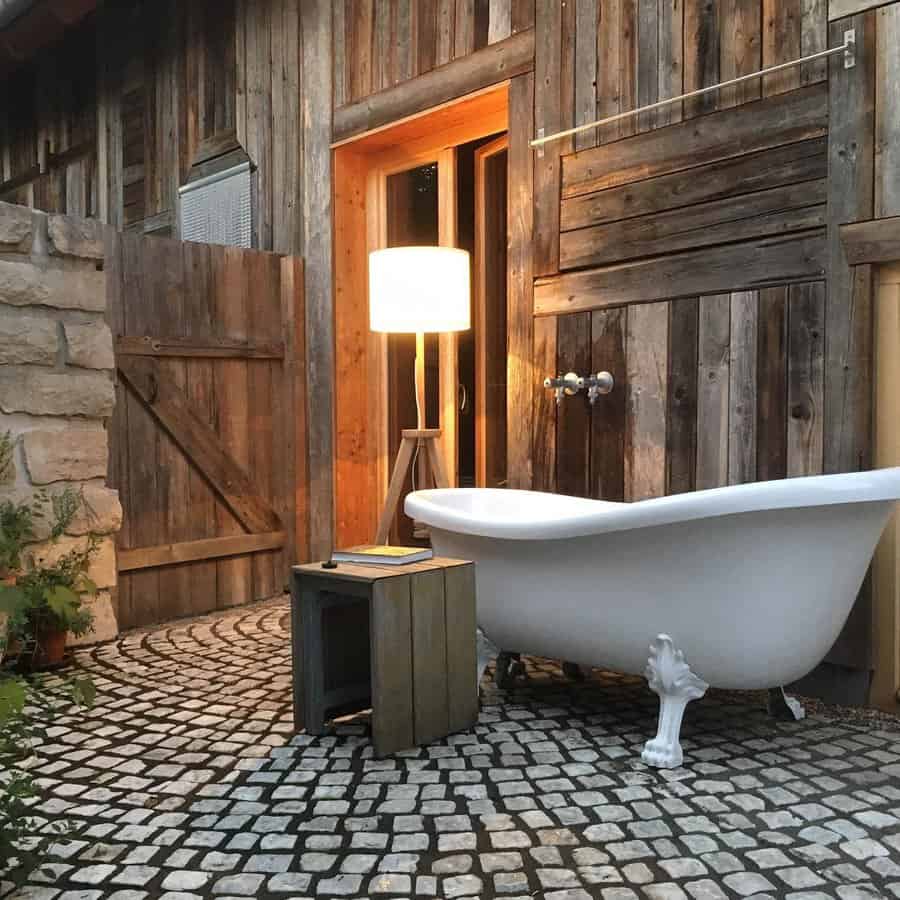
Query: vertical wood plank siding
xmin=2 ymin=0 xmax=892 ymax=680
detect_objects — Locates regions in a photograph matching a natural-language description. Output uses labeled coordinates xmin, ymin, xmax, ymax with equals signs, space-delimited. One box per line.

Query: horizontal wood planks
xmin=561 ymin=83 xmax=828 ymax=198
xmin=107 ymin=233 xmax=307 ymax=629
xmin=535 ymin=232 xmax=827 ymax=315
xmin=561 ymin=180 xmax=827 ymax=269
xmin=840 ymin=216 xmax=900 ymax=265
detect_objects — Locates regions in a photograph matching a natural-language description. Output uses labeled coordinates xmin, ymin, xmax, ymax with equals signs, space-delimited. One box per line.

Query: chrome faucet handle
xmin=587 ymin=371 xmax=615 ymax=404
xmin=544 ymin=372 xmax=583 ymax=405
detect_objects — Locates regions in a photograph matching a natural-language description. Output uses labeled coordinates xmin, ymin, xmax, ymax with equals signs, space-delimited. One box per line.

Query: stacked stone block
xmin=0 ymin=200 xmax=120 ymax=645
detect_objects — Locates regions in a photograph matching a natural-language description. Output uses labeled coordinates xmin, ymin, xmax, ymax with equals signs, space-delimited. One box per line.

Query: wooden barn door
xmin=106 ymin=232 xmax=307 ymax=630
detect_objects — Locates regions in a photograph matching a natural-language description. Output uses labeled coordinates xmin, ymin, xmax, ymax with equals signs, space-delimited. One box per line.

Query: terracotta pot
xmin=0 ymin=575 xmax=14 ymax=663
xmin=29 ymin=624 xmax=68 ymax=670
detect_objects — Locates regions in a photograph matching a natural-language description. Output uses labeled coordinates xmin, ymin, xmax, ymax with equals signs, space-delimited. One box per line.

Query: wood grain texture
xmin=625 ymin=302 xmax=668 ymax=500
xmin=666 ymin=297 xmax=699 ymax=495
xmin=213 ymin=245 xmax=253 ymax=608
xmin=696 ymin=293 xmax=730 ymax=489
xmin=506 ymin=71 xmax=535 ymax=489
xmin=532 ymin=0 xmax=563 ymax=276
xmin=824 ymin=12 xmax=875 ymax=476
xmin=787 ymin=281 xmax=825 ymax=476
xmin=763 ymin=0 xmax=801 ymax=96
xmin=332 ymin=27 xmax=534 ymax=142
xmin=444 ymin=563 xmax=478 ymax=734
xmin=829 ymin=0 xmax=895 ymax=20
xmin=562 ymin=82 xmax=828 ymax=197
xmin=573 ymin=0 xmax=598 ymax=150
xmin=560 ymin=180 xmax=827 ymax=268
xmin=535 ymin=232 xmax=827 ymax=315
xmin=556 ymin=312 xmax=591 ymax=498
xmin=727 ymin=290 xmax=758 ymax=484
xmin=561 ymin=138 xmax=828 ymax=231
xmin=756 ymin=286 xmax=788 ymax=480
xmin=370 ymin=576 xmax=414 ymax=755
xmin=840 ymin=216 xmax=900 ymax=265
xmin=302 ymin=0 xmax=336 ymax=558
xmin=118 ymin=532 xmax=286 ymax=572
xmin=683 ymin=0 xmax=720 ymax=119
xmin=656 ymin=0 xmax=685 ymax=127
xmin=719 ymin=0 xmax=760 ymax=108
xmin=118 ymin=355 xmax=282 ymax=534
xmin=591 ymin=307 xmax=626 ymax=500
xmin=333 ymin=149 xmax=375 ymax=547
xmin=410 ymin=570 xmax=450 ymax=745
xmin=875 ymin=4 xmax=900 ymax=217
xmin=183 ymin=239 xmax=218 ymax=614
xmin=532 ymin=314 xmax=558 ymax=493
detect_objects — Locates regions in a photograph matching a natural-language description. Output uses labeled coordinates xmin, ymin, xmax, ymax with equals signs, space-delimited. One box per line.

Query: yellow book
xmin=331 ymin=545 xmax=433 ymax=565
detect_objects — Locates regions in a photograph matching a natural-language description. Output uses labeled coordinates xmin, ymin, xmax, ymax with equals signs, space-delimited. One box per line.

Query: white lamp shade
xmin=369 ymin=246 xmax=471 ymax=333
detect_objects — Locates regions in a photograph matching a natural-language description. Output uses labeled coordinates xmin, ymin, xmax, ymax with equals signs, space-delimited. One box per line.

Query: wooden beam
xmin=560 ymin=181 xmax=827 ymax=269
xmin=116 ymin=336 xmax=285 ymax=359
xmin=829 ymin=0 xmax=894 ymax=20
xmin=118 ymin=355 xmax=283 ymax=534
xmin=333 ymin=28 xmax=534 ymax=143
xmin=506 ymin=71 xmax=535 ymax=490
xmin=840 ymin=216 xmax=900 ymax=265
xmin=302 ymin=0 xmax=336 ymax=559
xmin=118 ymin=531 xmax=286 ymax=572
xmin=562 ymin=82 xmax=828 ymax=198
xmin=824 ymin=11 xmax=876 ymax=673
xmin=560 ymin=138 xmax=828 ymax=232
xmin=536 ymin=231 xmax=827 ymax=315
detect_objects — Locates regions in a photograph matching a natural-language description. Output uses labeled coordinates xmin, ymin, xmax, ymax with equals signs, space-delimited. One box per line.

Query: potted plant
xmin=1 ymin=436 xmax=97 ymax=670
xmin=1 ymin=433 xmax=96 ymax=882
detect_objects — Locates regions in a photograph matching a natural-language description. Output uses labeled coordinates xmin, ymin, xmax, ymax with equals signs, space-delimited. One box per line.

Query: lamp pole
xmin=415 ymin=331 xmax=426 ymax=430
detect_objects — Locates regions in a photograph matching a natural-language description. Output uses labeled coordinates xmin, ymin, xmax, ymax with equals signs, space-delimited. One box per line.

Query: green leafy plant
xmin=0 ymin=432 xmax=98 ymax=880
xmin=0 ymin=672 xmax=95 ymax=881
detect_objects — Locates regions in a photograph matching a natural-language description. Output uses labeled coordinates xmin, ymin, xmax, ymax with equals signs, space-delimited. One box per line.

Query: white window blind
xmin=178 ymin=161 xmax=252 ymax=247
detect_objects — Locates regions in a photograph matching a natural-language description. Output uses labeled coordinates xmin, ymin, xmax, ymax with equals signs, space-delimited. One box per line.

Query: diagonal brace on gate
xmin=117 ymin=355 xmax=283 ymax=535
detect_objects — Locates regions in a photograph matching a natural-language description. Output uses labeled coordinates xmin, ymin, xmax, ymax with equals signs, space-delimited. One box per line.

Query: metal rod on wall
xmin=530 ymin=31 xmax=856 ymax=151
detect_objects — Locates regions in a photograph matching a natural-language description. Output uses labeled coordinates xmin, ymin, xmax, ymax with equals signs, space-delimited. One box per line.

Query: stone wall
xmin=0 ymin=200 xmax=120 ymax=646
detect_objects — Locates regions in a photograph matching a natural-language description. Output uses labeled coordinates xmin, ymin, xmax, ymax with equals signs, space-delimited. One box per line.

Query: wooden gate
xmin=106 ymin=232 xmax=307 ymax=630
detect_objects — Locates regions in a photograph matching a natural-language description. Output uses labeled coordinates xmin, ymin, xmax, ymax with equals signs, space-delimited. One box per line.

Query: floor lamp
xmin=369 ymin=246 xmax=471 ymax=545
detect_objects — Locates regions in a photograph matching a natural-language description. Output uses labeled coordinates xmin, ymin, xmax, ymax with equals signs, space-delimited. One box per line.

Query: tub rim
xmin=404 ymin=468 xmax=900 ymax=540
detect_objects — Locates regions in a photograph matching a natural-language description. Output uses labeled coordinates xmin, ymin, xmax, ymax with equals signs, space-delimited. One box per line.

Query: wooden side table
xmin=290 ymin=557 xmax=477 ymax=756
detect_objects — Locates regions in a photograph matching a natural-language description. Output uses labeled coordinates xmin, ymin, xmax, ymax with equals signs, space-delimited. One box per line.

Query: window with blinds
xmin=178 ymin=161 xmax=252 ymax=247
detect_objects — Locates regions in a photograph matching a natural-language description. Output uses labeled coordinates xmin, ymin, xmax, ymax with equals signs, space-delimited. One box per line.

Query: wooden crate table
xmin=290 ymin=557 xmax=477 ymax=756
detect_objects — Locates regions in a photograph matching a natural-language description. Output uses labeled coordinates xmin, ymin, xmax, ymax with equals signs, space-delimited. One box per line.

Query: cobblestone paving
xmin=3 ymin=598 xmax=900 ymax=899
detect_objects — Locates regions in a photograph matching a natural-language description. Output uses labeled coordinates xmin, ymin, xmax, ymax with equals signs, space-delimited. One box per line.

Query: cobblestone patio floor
xmin=3 ymin=597 xmax=900 ymax=900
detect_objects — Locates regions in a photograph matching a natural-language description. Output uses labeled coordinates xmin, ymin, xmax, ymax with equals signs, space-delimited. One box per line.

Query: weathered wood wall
xmin=2 ymin=0 xmax=899 ymax=681
xmin=0 ymin=0 xmax=335 ymax=559
xmin=107 ymin=232 xmax=308 ymax=629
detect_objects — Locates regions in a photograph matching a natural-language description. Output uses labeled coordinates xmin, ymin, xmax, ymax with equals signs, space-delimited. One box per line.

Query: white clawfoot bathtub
xmin=405 ymin=470 xmax=900 ymax=768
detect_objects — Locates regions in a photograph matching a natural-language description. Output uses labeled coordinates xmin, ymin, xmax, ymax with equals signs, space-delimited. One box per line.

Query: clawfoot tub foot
xmin=767 ymin=687 xmax=806 ymax=721
xmin=562 ymin=661 xmax=586 ymax=682
xmin=495 ymin=652 xmax=526 ymax=689
xmin=642 ymin=634 xmax=709 ymax=769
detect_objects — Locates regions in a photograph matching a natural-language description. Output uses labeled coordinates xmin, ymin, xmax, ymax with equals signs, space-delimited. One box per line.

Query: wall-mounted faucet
xmin=544 ymin=372 xmax=583 ymax=405
xmin=585 ymin=371 xmax=615 ymax=404
xmin=544 ymin=371 xmax=614 ymax=406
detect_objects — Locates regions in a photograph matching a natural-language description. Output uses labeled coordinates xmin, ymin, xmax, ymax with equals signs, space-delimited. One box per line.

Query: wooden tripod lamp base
xmin=368 ymin=246 xmax=471 ymax=545
xmin=375 ymin=428 xmax=449 ymax=545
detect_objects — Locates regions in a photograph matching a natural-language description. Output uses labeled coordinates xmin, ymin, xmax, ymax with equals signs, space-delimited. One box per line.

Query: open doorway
xmin=332 ymin=85 xmax=510 ymax=547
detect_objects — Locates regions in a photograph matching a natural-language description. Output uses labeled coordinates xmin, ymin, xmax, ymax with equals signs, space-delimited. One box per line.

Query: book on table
xmin=331 ymin=545 xmax=434 ymax=566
